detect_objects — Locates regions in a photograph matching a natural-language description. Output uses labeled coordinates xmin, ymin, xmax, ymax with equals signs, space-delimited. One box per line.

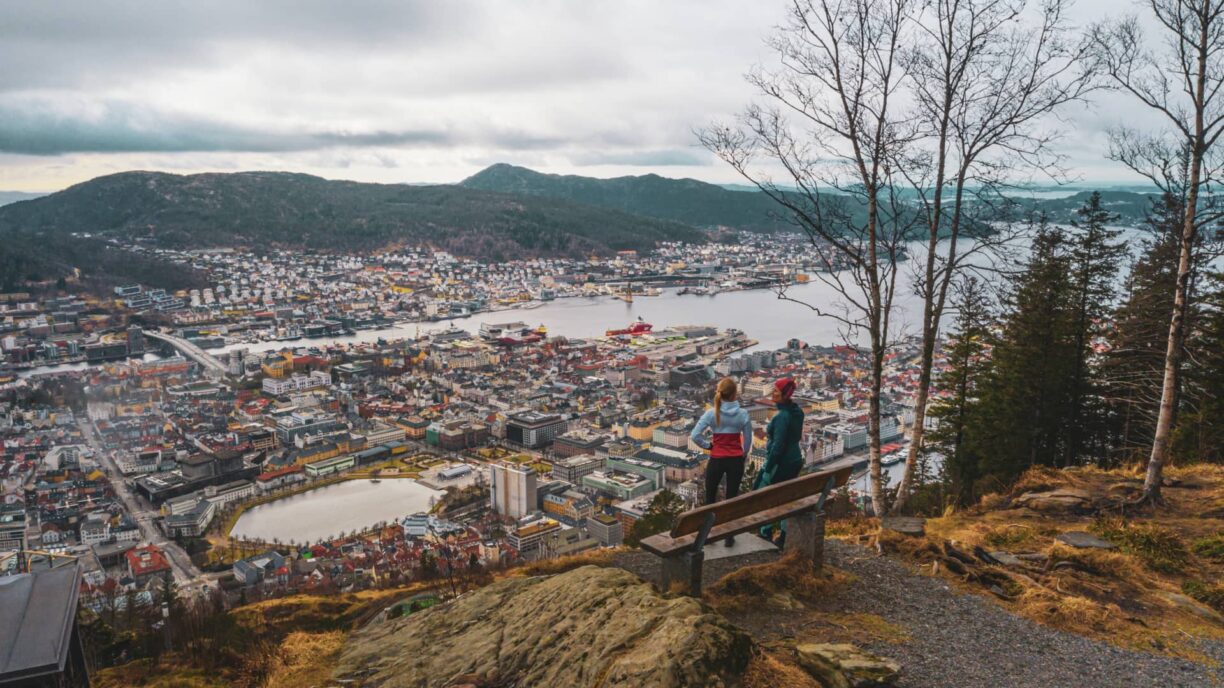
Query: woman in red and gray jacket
xmin=690 ymin=378 xmax=753 ymax=544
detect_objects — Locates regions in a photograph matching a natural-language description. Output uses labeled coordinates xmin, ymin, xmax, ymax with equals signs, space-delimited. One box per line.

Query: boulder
xmin=333 ymin=565 xmax=753 ymax=688
xmin=1055 ymin=531 xmax=1117 ymax=550
xmin=1157 ymin=592 xmax=1224 ymax=623
xmin=880 ymin=516 xmax=926 ymax=536
xmin=987 ymin=551 xmax=1024 ymax=568
xmin=1014 ymin=488 xmax=1094 ymax=514
xmin=796 ymin=643 xmax=901 ymax=688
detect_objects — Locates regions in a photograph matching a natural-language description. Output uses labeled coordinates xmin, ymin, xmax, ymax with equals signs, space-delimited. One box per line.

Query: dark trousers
xmin=705 ymin=455 xmax=746 ymax=506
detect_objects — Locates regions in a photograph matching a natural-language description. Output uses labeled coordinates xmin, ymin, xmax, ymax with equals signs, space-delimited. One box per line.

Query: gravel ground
xmin=613 ymin=540 xmax=1224 ymax=688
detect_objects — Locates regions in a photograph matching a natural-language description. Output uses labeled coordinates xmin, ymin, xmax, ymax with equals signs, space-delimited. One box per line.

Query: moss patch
xmin=1182 ymin=580 xmax=1224 ymax=613
xmin=1191 ymin=534 xmax=1224 ymax=561
xmin=1090 ymin=518 xmax=1192 ymax=574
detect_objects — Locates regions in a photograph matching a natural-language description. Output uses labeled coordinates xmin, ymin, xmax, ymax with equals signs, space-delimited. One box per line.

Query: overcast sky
xmin=0 ymin=0 xmax=1152 ymax=192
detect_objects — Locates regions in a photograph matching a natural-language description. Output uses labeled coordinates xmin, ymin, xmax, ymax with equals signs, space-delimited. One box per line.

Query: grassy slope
xmin=867 ymin=464 xmax=1224 ymax=661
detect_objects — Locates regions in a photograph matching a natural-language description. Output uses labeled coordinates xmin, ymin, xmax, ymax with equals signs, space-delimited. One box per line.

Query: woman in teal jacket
xmin=756 ymin=377 xmax=804 ymax=544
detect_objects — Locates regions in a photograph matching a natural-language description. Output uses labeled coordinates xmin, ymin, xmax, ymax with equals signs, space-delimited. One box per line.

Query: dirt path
xmin=614 ymin=540 xmax=1224 ymax=688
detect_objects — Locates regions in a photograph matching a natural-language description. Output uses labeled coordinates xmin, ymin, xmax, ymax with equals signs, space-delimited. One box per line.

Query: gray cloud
xmin=0 ymin=99 xmax=452 ymax=155
xmin=0 ymin=0 xmax=1147 ymax=191
xmin=570 ymin=149 xmax=712 ymax=167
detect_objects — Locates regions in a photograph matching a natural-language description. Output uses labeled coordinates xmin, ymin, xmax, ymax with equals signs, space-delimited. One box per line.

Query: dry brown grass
xmin=740 ymin=648 xmax=822 ymax=688
xmin=825 ymin=516 xmax=879 ymax=540
xmin=508 ymin=548 xmax=621 ymax=577
xmin=706 ymin=551 xmax=853 ymax=612
xmin=787 ymin=611 xmax=913 ymax=647
xmin=1008 ymin=464 xmax=1131 ymax=496
xmin=261 ymin=630 xmax=346 ymax=688
xmin=874 ymin=464 xmax=1224 ymax=662
xmin=94 ymin=657 xmax=231 ymax=688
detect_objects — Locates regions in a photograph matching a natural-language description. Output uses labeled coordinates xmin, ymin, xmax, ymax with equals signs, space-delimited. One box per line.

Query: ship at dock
xmin=605 ymin=318 xmax=653 ymax=337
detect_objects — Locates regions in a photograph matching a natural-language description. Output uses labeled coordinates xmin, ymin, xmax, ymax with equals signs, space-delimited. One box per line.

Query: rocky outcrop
xmin=796 ymin=643 xmax=901 ymax=687
xmin=880 ymin=516 xmax=926 ymax=536
xmin=332 ymin=565 xmax=753 ymax=687
xmin=1054 ymin=531 xmax=1117 ymax=550
xmin=1014 ymin=488 xmax=1095 ymax=514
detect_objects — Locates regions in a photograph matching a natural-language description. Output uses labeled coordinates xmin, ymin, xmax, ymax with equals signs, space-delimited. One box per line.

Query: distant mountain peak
xmin=461 ymin=163 xmax=787 ymax=230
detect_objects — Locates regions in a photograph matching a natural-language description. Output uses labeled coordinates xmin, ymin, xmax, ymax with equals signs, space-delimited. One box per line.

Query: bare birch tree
xmin=701 ymin=0 xmax=917 ymax=515
xmin=1092 ymin=0 xmax=1224 ymax=504
xmin=889 ymin=0 xmax=1094 ymax=513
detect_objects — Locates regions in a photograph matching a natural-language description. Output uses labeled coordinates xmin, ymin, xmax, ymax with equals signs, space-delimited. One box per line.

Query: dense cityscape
xmin=6 ymin=0 xmax=1224 ymax=686
xmin=0 ymin=232 xmax=922 ymax=604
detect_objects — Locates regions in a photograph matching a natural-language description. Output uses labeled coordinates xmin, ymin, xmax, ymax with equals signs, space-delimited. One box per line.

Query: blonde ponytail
xmin=713 ymin=378 xmax=737 ymax=425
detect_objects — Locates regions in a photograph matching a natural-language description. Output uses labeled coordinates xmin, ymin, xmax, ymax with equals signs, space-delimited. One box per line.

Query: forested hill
xmin=0 ymin=170 xmax=705 ymax=261
xmin=461 ymin=163 xmax=793 ymax=230
xmin=462 ymin=163 xmax=1160 ymax=229
xmin=1002 ymin=189 xmax=1158 ymax=226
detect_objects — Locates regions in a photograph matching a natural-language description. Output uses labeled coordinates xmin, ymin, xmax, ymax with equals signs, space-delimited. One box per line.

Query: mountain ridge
xmin=461 ymin=162 xmax=793 ymax=230
xmin=0 ymin=170 xmax=708 ymax=289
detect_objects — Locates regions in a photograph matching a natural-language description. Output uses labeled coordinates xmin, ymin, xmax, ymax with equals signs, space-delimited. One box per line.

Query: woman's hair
xmin=713 ymin=377 xmax=737 ymax=424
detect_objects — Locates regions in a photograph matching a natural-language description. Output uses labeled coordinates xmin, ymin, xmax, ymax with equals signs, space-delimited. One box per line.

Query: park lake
xmin=229 ymin=479 xmax=444 ymax=544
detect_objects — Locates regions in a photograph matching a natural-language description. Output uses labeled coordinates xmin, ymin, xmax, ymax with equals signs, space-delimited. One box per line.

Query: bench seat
xmin=639 ymin=491 xmax=828 ymax=557
xmin=638 ymin=465 xmax=852 ymax=595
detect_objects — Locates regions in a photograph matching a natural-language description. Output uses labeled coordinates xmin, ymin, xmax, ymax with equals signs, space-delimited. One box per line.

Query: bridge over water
xmin=144 ymin=330 xmax=228 ymax=376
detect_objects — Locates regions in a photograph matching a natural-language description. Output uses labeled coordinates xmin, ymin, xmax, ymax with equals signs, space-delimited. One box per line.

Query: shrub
xmin=1091 ymin=518 xmax=1191 ymax=575
xmin=1190 ymin=534 xmax=1224 ymax=561
xmin=984 ymin=525 xmax=1034 ymax=550
xmin=1182 ymin=580 xmax=1224 ymax=613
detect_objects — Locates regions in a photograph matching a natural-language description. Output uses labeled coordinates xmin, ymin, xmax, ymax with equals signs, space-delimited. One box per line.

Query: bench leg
xmin=660 ymin=551 xmax=704 ymax=596
xmin=784 ymin=510 xmax=826 ymax=571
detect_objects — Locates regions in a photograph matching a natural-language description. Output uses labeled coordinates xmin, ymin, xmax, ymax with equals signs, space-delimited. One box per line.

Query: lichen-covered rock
xmin=1014 ymin=489 xmax=1093 ymax=514
xmin=880 ymin=516 xmax=926 ymax=536
xmin=796 ymin=643 xmax=900 ymax=688
xmin=333 ymin=565 xmax=753 ymax=687
xmin=1055 ymin=531 xmax=1117 ymax=550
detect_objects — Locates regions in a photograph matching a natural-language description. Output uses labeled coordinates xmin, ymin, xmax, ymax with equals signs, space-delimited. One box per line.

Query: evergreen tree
xmin=1063 ymin=192 xmax=1126 ymax=465
xmin=926 ymin=276 xmax=993 ymax=506
xmin=1106 ymin=192 xmax=1187 ymax=460
xmin=1172 ymin=274 xmax=1224 ymax=463
xmin=968 ymin=223 xmax=1077 ymax=489
xmin=625 ymin=489 xmax=685 ymax=546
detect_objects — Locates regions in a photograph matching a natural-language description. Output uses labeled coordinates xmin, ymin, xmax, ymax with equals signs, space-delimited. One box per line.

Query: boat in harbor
xmin=881 ymin=452 xmax=905 ymax=467
xmin=605 ymin=318 xmax=653 ymax=337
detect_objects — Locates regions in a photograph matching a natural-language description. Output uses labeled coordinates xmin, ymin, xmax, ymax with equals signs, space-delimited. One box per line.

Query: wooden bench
xmin=640 ymin=465 xmax=853 ymax=596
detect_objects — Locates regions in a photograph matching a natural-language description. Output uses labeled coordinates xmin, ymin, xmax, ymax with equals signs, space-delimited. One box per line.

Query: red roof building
xmin=125 ymin=544 xmax=172 ymax=585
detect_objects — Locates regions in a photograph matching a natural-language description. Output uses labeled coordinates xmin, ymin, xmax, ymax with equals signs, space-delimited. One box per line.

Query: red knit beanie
xmin=774 ymin=377 xmax=796 ymax=400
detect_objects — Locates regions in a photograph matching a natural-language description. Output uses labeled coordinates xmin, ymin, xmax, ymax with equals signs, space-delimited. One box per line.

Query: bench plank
xmin=640 ymin=491 xmax=830 ymax=557
xmin=668 ymin=466 xmax=853 ymax=539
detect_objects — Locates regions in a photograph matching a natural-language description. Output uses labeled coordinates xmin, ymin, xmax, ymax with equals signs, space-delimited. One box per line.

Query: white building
xmin=490 ymin=462 xmax=538 ymax=520
xmin=79 ymin=519 xmax=111 ymax=546
xmin=262 ymin=371 xmax=331 ymax=395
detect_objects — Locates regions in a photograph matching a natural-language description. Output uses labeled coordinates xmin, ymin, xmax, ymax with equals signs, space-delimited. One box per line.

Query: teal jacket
xmin=758 ymin=401 xmax=805 ymax=487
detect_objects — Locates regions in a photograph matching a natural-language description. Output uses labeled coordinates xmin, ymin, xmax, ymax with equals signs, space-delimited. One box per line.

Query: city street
xmin=79 ymin=407 xmax=203 ymax=589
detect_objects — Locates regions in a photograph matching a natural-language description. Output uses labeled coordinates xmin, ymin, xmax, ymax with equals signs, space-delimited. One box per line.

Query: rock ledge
xmin=333 ymin=565 xmax=752 ymax=687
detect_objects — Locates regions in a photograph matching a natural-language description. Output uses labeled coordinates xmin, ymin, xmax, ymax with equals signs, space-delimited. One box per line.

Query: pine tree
xmin=625 ymin=489 xmax=685 ymax=546
xmin=1063 ymin=192 xmax=1126 ymax=465
xmin=1106 ymin=192 xmax=1186 ymax=461
xmin=968 ymin=223 xmax=1077 ymax=489
xmin=1172 ymin=274 xmax=1224 ymax=463
xmin=926 ymin=275 xmax=993 ymax=506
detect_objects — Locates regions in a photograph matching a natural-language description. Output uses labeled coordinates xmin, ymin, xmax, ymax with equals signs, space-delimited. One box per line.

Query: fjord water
xmin=220 ymin=274 xmax=937 ymax=356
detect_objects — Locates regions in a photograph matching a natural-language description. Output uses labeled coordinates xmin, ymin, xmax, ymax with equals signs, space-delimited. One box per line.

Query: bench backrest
xmin=669 ymin=465 xmax=853 ymax=538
